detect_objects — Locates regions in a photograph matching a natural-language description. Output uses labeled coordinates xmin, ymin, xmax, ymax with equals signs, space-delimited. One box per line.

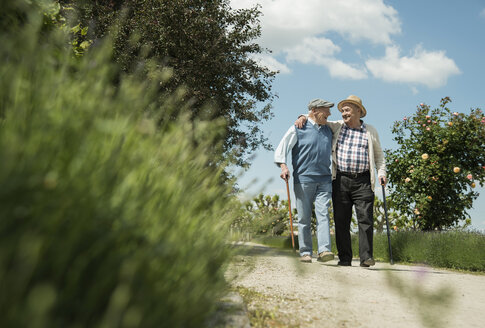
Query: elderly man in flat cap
xmin=295 ymin=95 xmax=386 ymax=267
xmin=274 ymin=98 xmax=335 ymax=263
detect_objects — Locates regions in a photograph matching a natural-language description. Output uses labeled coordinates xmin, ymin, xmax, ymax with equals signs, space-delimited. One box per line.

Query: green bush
xmin=385 ymin=98 xmax=485 ymax=230
xmin=0 ymin=5 xmax=235 ymax=327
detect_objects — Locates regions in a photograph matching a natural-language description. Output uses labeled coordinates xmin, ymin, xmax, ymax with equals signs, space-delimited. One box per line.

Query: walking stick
xmin=285 ymin=178 xmax=296 ymax=251
xmin=381 ymin=178 xmax=394 ymax=265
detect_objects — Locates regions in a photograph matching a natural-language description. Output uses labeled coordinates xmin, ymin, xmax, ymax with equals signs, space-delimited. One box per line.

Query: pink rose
xmin=426 ymin=127 xmax=430 ymax=131
xmin=467 ymin=174 xmax=473 ymax=180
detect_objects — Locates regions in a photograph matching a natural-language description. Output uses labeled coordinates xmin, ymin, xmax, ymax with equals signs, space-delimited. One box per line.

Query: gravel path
xmin=227 ymin=242 xmax=485 ymax=328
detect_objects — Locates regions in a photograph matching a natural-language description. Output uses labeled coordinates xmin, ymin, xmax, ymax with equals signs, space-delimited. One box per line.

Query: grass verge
xmin=252 ymin=230 xmax=485 ymax=272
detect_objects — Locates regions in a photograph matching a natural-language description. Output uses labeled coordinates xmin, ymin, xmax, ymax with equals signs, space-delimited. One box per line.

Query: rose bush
xmin=385 ymin=97 xmax=485 ymax=230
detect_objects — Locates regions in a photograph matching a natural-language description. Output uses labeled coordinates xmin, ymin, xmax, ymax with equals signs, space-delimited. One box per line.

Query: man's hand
xmin=379 ymin=176 xmax=387 ymax=186
xmin=294 ymin=115 xmax=307 ymax=129
xmin=280 ymin=164 xmax=290 ymax=181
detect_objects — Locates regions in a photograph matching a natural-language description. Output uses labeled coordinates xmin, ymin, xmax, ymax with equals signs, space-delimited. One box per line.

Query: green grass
xmin=253 ymin=230 xmax=485 ymax=272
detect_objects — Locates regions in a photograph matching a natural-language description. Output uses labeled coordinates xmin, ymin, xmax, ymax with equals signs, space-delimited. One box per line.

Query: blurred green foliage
xmin=385 ymin=270 xmax=454 ymax=328
xmin=0 ymin=2 xmax=237 ymax=327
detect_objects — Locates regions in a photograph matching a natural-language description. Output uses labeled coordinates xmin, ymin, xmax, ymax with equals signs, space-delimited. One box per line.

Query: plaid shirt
xmin=336 ymin=123 xmax=370 ymax=173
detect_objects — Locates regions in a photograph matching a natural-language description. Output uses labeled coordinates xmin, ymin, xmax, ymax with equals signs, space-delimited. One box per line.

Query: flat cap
xmin=308 ymin=98 xmax=334 ymax=110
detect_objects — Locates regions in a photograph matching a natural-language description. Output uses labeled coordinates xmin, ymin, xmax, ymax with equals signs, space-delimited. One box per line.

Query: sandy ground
xmin=227 ymin=242 xmax=485 ymax=328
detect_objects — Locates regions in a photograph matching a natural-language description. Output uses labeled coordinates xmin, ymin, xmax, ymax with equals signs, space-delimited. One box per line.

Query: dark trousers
xmin=332 ymin=172 xmax=374 ymax=264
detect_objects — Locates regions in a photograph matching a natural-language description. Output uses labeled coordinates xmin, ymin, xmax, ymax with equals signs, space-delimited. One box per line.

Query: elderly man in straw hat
xmin=274 ymin=98 xmax=336 ymax=263
xmin=295 ymin=95 xmax=386 ymax=267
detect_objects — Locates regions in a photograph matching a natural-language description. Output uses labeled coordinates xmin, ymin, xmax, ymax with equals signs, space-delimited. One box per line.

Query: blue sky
xmin=231 ymin=0 xmax=485 ymax=231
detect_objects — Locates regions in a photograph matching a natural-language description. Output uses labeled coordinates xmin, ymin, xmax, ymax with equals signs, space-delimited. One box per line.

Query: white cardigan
xmin=327 ymin=120 xmax=386 ymax=192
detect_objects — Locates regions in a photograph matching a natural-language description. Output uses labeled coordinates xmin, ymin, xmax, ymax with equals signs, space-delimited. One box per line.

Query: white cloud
xmin=365 ymin=45 xmax=461 ymax=88
xmin=323 ymin=58 xmax=368 ymax=80
xmin=285 ymin=37 xmax=367 ymax=79
xmin=251 ymin=54 xmax=290 ymax=74
xmin=230 ymin=0 xmax=398 ymax=79
xmin=285 ymin=37 xmax=340 ymax=63
xmin=231 ymin=0 xmax=401 ymax=52
xmin=230 ymin=1 xmax=458 ymax=88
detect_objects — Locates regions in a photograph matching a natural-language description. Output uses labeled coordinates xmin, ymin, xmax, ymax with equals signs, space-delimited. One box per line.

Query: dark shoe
xmin=361 ymin=258 xmax=375 ymax=267
xmin=337 ymin=261 xmax=351 ymax=266
xmin=317 ymin=251 xmax=334 ymax=262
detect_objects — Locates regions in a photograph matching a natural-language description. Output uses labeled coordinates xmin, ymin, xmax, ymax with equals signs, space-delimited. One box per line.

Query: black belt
xmin=337 ymin=170 xmax=370 ymax=178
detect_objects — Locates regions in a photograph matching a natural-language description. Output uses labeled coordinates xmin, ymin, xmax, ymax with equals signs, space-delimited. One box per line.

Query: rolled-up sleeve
xmin=274 ymin=126 xmax=297 ymax=166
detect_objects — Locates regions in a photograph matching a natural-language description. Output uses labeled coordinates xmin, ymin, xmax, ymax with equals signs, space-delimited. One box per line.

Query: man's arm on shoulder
xmin=295 ymin=114 xmax=308 ymax=129
xmin=326 ymin=120 xmax=343 ymax=133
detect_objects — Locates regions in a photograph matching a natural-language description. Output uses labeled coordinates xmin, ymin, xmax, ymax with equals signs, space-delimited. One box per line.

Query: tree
xmin=58 ymin=0 xmax=276 ymax=167
xmin=385 ymin=97 xmax=485 ymax=230
xmin=240 ymin=194 xmax=294 ymax=236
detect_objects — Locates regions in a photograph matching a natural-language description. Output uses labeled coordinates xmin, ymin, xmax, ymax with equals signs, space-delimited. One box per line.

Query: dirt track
xmin=227 ymin=242 xmax=485 ymax=328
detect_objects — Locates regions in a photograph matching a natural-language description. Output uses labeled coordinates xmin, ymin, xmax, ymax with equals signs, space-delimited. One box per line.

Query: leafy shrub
xmin=385 ymin=98 xmax=485 ymax=230
xmin=0 ymin=5 xmax=235 ymax=327
xmin=236 ymin=194 xmax=293 ymax=236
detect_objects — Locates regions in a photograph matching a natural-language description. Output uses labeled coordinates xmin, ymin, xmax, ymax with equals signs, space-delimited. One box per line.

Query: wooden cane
xmin=285 ymin=178 xmax=296 ymax=250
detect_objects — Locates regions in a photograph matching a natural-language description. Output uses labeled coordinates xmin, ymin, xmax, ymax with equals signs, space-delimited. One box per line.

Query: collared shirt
xmin=336 ymin=122 xmax=370 ymax=173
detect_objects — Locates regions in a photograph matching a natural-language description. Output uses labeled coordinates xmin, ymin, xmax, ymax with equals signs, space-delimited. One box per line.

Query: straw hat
xmin=337 ymin=95 xmax=366 ymax=118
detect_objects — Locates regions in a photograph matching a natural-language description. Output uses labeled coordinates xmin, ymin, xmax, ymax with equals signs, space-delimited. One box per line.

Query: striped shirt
xmin=336 ymin=123 xmax=370 ymax=173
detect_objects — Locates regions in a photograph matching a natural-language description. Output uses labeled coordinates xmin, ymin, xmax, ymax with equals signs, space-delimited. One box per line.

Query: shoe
xmin=337 ymin=261 xmax=351 ymax=266
xmin=317 ymin=251 xmax=334 ymax=262
xmin=300 ymin=255 xmax=312 ymax=263
xmin=361 ymin=258 xmax=375 ymax=267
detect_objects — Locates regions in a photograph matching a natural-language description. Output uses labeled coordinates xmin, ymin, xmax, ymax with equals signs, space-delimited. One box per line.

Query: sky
xmin=230 ymin=0 xmax=485 ymax=231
